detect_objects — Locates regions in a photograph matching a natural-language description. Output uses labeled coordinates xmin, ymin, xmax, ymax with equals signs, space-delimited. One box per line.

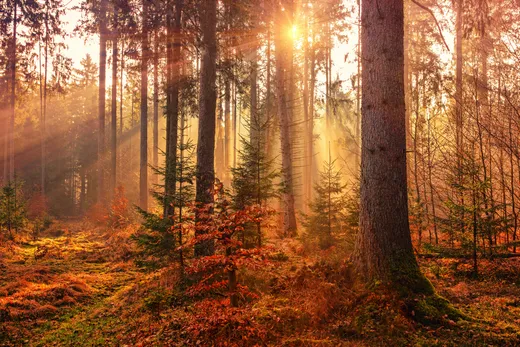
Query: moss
xmin=389 ymin=252 xmax=435 ymax=297
xmin=409 ymin=293 xmax=465 ymax=325
xmin=368 ymin=252 xmax=466 ymax=326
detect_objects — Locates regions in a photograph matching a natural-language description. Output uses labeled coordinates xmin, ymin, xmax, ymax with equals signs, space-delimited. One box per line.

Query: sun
xmin=290 ymin=24 xmax=298 ymax=40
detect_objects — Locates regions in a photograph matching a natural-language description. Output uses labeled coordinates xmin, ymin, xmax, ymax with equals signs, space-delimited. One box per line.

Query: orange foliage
xmin=107 ymin=186 xmax=132 ymax=229
xmin=26 ymin=192 xmax=49 ymax=220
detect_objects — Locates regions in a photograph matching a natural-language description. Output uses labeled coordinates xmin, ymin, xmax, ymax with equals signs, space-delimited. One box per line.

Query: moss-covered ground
xmin=1 ymin=222 xmax=520 ymax=346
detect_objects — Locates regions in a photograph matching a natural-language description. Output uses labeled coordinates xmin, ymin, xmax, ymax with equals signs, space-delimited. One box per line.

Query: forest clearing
xmin=2 ymin=0 xmax=520 ymax=345
xmin=2 ymin=220 xmax=520 ymax=346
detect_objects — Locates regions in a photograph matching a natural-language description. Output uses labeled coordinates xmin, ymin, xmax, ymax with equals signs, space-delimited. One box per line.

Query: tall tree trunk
xmin=163 ymin=0 xmax=182 ymax=219
xmin=508 ymin=109 xmax=517 ymax=253
xmin=455 ymin=0 xmax=464 ymax=234
xmin=309 ymin=39 xmax=317 ymax=199
xmin=224 ymin=2 xmax=232 ymax=185
xmin=302 ymin=15 xmax=310 ymax=210
xmin=41 ymin=3 xmax=49 ymax=195
xmin=224 ymin=79 xmax=231 ymax=184
xmin=250 ymin=54 xmax=257 ymax=143
xmin=264 ymin=25 xmax=272 ymax=158
xmin=195 ymin=0 xmax=217 ymax=256
xmin=426 ymin=113 xmax=438 ymax=244
xmin=80 ymin=166 xmax=86 ymax=212
xmin=153 ymin=29 xmax=159 ymax=186
xmin=98 ymin=0 xmax=107 ymax=203
xmin=412 ymin=72 xmax=423 ymax=247
xmin=119 ymin=39 xmax=124 ymax=184
xmin=111 ymin=7 xmax=118 ymax=195
xmin=140 ymin=0 xmax=149 ymax=210
xmin=275 ymin=2 xmax=297 ymax=237
xmin=355 ymin=0 xmax=361 ymax=172
xmin=354 ymin=0 xmax=431 ymax=293
xmin=8 ymin=1 xmax=17 ymax=181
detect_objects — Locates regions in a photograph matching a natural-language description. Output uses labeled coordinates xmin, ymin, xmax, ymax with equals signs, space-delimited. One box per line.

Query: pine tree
xmin=0 ymin=180 xmax=26 ymax=240
xmin=303 ymin=152 xmax=348 ymax=249
xmin=437 ymin=149 xmax=500 ymax=276
xmin=134 ymin=123 xmax=196 ymax=269
xmin=231 ymin=116 xmax=278 ymax=247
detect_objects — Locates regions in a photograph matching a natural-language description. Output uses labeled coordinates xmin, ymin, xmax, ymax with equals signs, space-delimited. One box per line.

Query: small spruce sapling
xmin=303 ymin=151 xmax=349 ymax=249
xmin=231 ymin=111 xmax=278 ymax=247
xmin=133 ymin=121 xmax=196 ymax=268
xmin=0 ymin=181 xmax=27 ymax=240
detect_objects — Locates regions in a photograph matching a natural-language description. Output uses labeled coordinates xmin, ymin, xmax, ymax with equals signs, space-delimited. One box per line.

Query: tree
xmin=274 ymin=0 xmax=297 ymax=237
xmin=39 ymin=0 xmax=66 ymax=196
xmin=110 ymin=5 xmax=119 ymax=196
xmin=140 ymin=0 xmax=149 ymax=210
xmin=354 ymin=0 xmax=432 ymax=295
xmin=163 ymin=0 xmax=183 ymax=219
xmin=98 ymin=0 xmax=107 ymax=204
xmin=231 ymin=115 xmax=278 ymax=247
xmin=304 ymin=151 xmax=349 ymax=250
xmin=195 ymin=0 xmax=217 ymax=257
xmin=0 ymin=180 xmax=26 ymax=239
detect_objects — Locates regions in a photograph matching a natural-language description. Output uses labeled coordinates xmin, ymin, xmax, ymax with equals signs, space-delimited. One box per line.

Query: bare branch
xmin=411 ymin=0 xmax=450 ymax=52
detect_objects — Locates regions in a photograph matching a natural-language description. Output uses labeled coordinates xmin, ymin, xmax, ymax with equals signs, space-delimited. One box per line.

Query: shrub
xmin=107 ymin=186 xmax=133 ymax=229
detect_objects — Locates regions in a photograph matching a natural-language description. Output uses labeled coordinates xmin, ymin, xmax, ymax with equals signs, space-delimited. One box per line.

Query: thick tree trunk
xmin=98 ymin=0 xmax=107 ymax=203
xmin=274 ymin=3 xmax=297 ymax=237
xmin=140 ymin=0 xmax=149 ymax=210
xmin=354 ymin=0 xmax=431 ymax=293
xmin=195 ymin=0 xmax=217 ymax=256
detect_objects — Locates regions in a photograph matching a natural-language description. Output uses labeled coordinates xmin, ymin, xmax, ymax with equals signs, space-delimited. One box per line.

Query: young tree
xmin=231 ymin=116 xmax=278 ymax=247
xmin=304 ymin=151 xmax=348 ymax=250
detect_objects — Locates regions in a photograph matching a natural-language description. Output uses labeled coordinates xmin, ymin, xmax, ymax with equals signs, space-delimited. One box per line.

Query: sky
xmin=62 ymin=0 xmax=359 ymax=88
xmin=63 ymin=0 xmax=98 ymax=69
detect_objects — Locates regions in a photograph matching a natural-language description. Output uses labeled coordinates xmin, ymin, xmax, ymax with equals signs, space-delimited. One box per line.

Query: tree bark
xmin=98 ymin=0 xmax=107 ymax=203
xmin=111 ymin=7 xmax=118 ymax=195
xmin=274 ymin=2 xmax=297 ymax=237
xmin=140 ymin=0 xmax=149 ymax=210
xmin=153 ymin=28 xmax=159 ymax=186
xmin=195 ymin=0 xmax=217 ymax=256
xmin=41 ymin=2 xmax=49 ymax=195
xmin=163 ymin=0 xmax=182 ymax=219
xmin=8 ymin=1 xmax=17 ymax=181
xmin=354 ymin=0 xmax=431 ymax=293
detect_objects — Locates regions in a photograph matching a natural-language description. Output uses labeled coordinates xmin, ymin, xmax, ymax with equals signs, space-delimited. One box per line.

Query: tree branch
xmin=411 ymin=0 xmax=450 ymax=52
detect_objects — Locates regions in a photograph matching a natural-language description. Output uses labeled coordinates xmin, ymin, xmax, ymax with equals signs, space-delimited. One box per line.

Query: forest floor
xmin=2 ymin=222 xmax=520 ymax=346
